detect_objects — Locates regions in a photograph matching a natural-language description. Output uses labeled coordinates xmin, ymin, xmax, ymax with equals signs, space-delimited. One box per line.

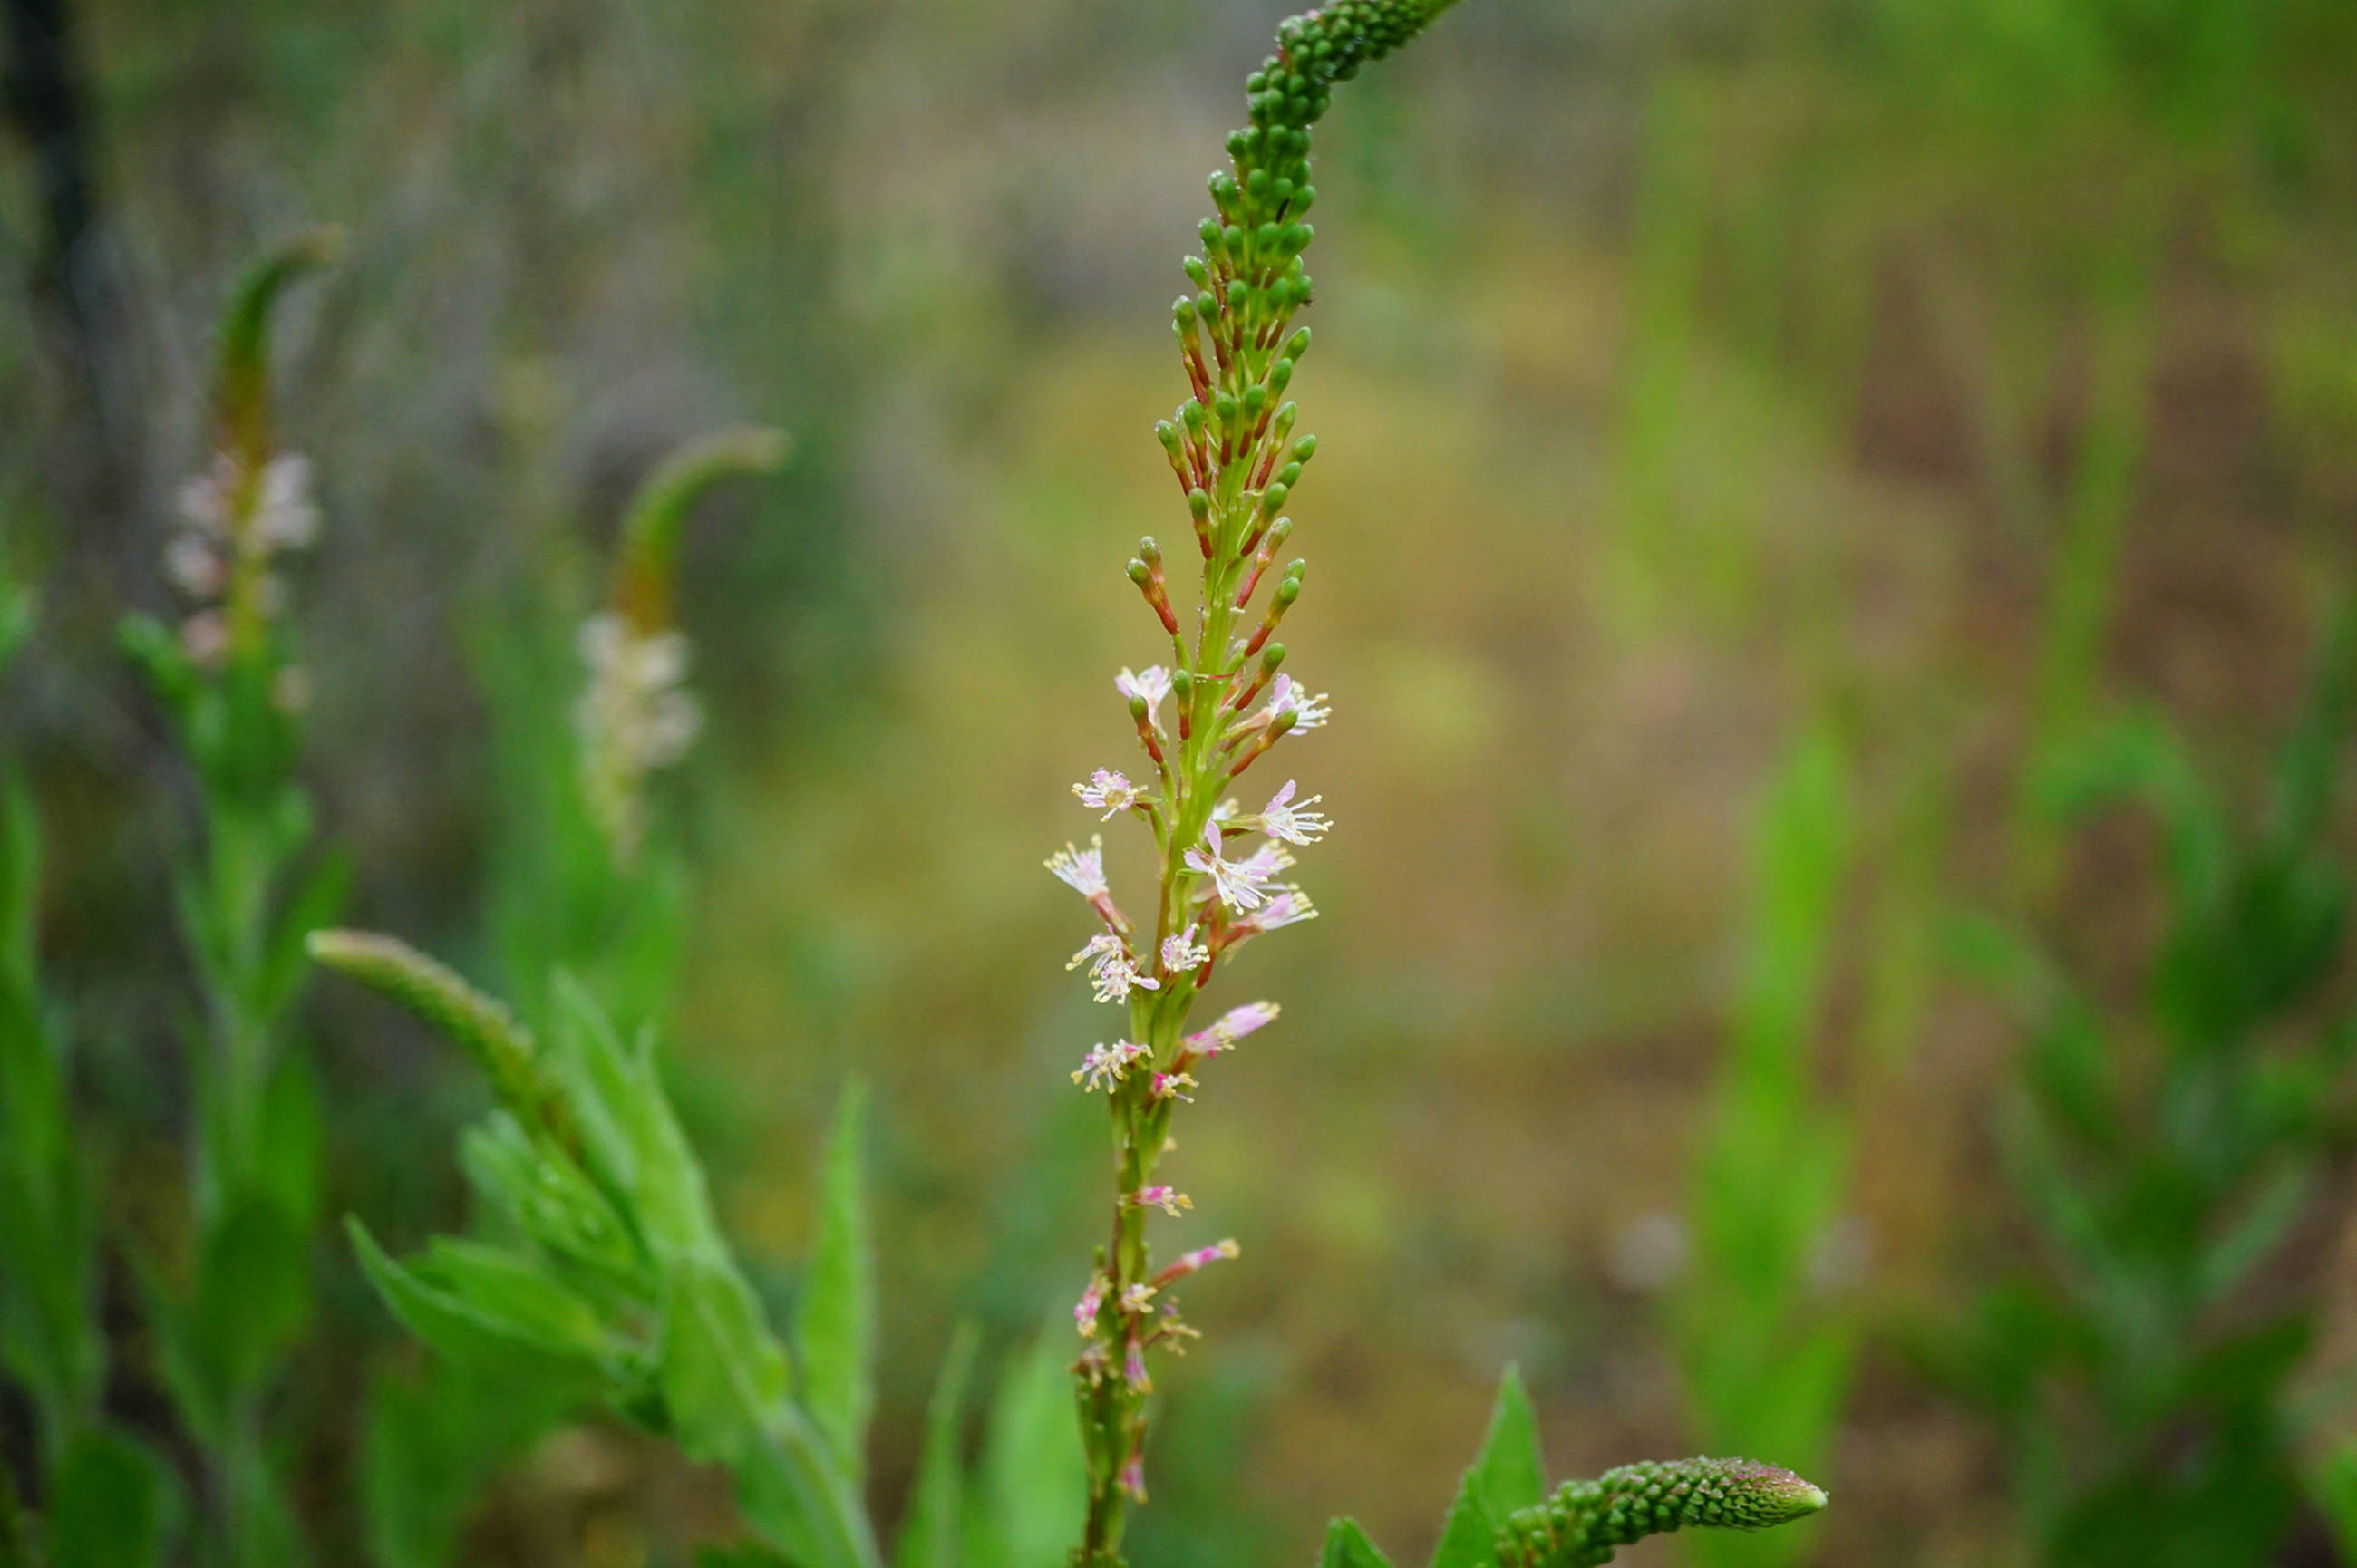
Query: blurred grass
xmin=2 ymin=0 xmax=2356 ymax=1563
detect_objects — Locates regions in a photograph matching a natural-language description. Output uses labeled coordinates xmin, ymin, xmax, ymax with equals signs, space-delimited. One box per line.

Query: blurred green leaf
xmin=1320 ymin=1518 xmax=1396 ymax=1568
xmin=348 ymin=1217 xmax=613 ymax=1397
xmin=1424 ymin=1470 xmax=1498 ymax=1568
xmin=362 ymin=1356 xmax=571 ymax=1568
xmin=973 ymin=1334 xmax=1085 ymax=1568
xmin=44 ymin=1429 xmax=179 ymax=1568
xmin=1470 ymin=1366 xmax=1547 ymax=1517
xmin=659 ymin=1258 xmax=792 ymax=1462
xmin=894 ymin=1323 xmax=977 ymax=1568
xmin=797 ymin=1079 xmax=876 ymax=1484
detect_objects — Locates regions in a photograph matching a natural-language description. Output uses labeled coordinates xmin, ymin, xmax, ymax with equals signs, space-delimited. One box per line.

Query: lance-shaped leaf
xmin=796 ymin=1080 xmax=876 ymax=1483
xmin=1429 ymin=1368 xmax=1547 ymax=1568
xmin=347 ymin=1218 xmax=614 ymax=1399
xmin=974 ymin=1334 xmax=1086 ymax=1568
xmin=896 ymin=1324 xmax=977 ymax=1568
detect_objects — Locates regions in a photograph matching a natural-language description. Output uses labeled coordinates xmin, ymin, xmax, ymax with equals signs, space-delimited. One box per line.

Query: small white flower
xmin=1255 ymin=780 xmax=1331 ymax=846
xmin=1069 ymin=934 xmax=1159 ymax=1003
xmin=165 ymin=536 xmax=226 ymax=598
xmin=1072 ymin=1039 xmax=1149 ymax=1092
xmin=179 ymin=610 xmax=229 ymax=668
xmin=1233 ymin=838 xmax=1295 ymax=886
xmin=1159 ymin=925 xmax=1208 ymax=973
xmin=1115 ymin=665 xmax=1173 ymax=728
xmin=1073 ymin=768 xmax=1147 ymax=819
xmin=1046 ymin=836 xmax=1110 ymax=899
xmin=1183 ymin=821 xmax=1275 ymax=913
xmin=1120 ymin=1282 xmax=1159 ymax=1314
xmin=1259 ymin=673 xmax=1330 ymax=733
xmin=1149 ymin=1070 xmax=1198 ymax=1102
xmin=251 ymin=454 xmax=320 ymax=551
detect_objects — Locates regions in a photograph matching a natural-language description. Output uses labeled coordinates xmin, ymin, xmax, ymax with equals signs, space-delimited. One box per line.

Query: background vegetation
xmin=4 ymin=0 xmax=2357 ymax=1564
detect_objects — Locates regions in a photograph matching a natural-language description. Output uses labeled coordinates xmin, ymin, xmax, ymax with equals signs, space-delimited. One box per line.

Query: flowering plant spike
xmin=1056 ymin=7 xmax=1832 ymax=1564
xmin=1053 ymin=6 xmax=1470 ymax=1557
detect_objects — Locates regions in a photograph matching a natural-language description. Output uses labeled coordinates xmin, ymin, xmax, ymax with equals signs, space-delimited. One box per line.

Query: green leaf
xmin=797 ymin=1080 xmax=876 ymax=1484
xmin=974 ymin=1334 xmax=1086 ymax=1568
xmin=44 ymin=1428 xmax=179 ymax=1568
xmin=659 ymin=1258 xmax=793 ymax=1464
xmin=1321 ymin=1518 xmax=1397 ymax=1568
xmin=362 ymin=1357 xmax=572 ymax=1568
xmin=347 ymin=1217 xmax=612 ymax=1397
xmin=1426 ymin=1469 xmax=1499 ymax=1568
xmin=895 ymin=1323 xmax=978 ymax=1568
xmin=1471 ymin=1367 xmax=1547 ymax=1517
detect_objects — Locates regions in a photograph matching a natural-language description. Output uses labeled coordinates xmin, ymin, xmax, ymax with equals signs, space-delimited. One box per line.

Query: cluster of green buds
xmin=1493 ymin=1459 xmax=1830 ymax=1568
xmin=574 ymin=426 xmax=787 ymax=860
xmin=161 ymin=227 xmax=340 ymax=696
xmin=1046 ymin=6 xmax=1460 ymax=1564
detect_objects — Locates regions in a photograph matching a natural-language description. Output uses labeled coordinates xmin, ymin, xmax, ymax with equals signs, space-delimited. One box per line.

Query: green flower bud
xmin=1269 ymin=358 xmax=1294 ymax=392
xmin=1181 ymin=399 xmax=1207 ymax=431
xmin=1274 ymin=576 xmax=1301 ymax=610
xmin=1184 ymin=256 xmax=1210 ymax=287
xmin=1246 ymin=167 xmax=1270 ymax=200
xmin=1263 ymin=516 xmax=1294 ymax=551
xmin=1171 ymin=668 xmax=1194 ymax=701
xmin=1261 ymin=482 xmax=1289 ymax=515
xmin=1277 ymin=462 xmax=1302 ymax=489
xmin=1256 ymin=221 xmax=1282 ymax=255
xmin=1213 ymin=392 xmax=1238 ymax=427
xmin=1243 ymin=385 xmax=1267 ymax=420
xmin=1495 ymin=1458 xmax=1828 ymax=1568
xmin=1272 ymin=177 xmax=1295 ymax=208
xmin=1196 ymin=290 xmax=1217 ymax=320
xmin=1188 ymin=489 xmax=1212 ymax=521
xmin=1293 ymin=184 xmax=1316 ymax=215
xmin=1174 ymin=296 xmax=1198 ymax=328
xmin=1270 ymin=402 xmax=1299 ymax=447
xmin=1223 ymin=225 xmax=1246 ymax=255
xmin=1286 ymin=327 xmax=1313 ymax=360
xmin=1155 ymin=421 xmax=1183 ymax=457
xmin=1127 ymin=558 xmax=1153 ymax=587
xmin=1260 ymin=642 xmax=1287 ymax=673
xmin=1290 ymin=432 xmax=1317 ymax=462
xmin=1199 ymin=218 xmax=1225 ymax=252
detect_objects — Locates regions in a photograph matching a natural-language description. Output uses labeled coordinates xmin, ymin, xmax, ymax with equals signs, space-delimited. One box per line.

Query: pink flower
xmin=1045 ymin=836 xmax=1110 ymax=898
xmin=1120 ymin=1282 xmax=1159 ymax=1314
xmin=1149 ymin=1071 xmax=1198 ymax=1102
xmin=1184 ymin=1002 xmax=1281 ymax=1055
xmin=1159 ymin=924 xmax=1208 ymax=973
xmin=1152 ymin=1239 xmax=1241 ymax=1287
xmin=1123 ymin=1336 xmax=1153 ymax=1399
xmin=1115 ymin=665 xmax=1173 ymax=730
xmin=1074 ymin=1273 xmax=1109 ymax=1335
xmin=1069 ymin=934 xmax=1160 ymax=1003
xmin=1127 ymin=1186 xmax=1192 ymax=1217
xmin=1184 ymin=821 xmax=1276 ymax=912
xmin=1230 ymin=887 xmax=1318 ymax=939
xmin=1072 ymin=1040 xmax=1150 ymax=1093
xmin=1073 ymin=768 xmax=1148 ymax=819
xmin=1255 ymin=779 xmax=1331 ymax=845
xmin=1263 ymin=673 xmax=1330 ymax=732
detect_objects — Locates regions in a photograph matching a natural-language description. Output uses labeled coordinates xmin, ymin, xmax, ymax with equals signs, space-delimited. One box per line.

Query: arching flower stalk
xmin=1051 ymin=5 xmax=1463 ymax=1562
xmin=574 ymin=426 xmax=789 ymax=861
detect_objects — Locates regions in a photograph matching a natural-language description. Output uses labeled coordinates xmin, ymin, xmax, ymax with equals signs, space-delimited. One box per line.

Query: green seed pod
xmin=1127 ymin=558 xmax=1152 ymax=586
xmin=1261 ymin=482 xmax=1289 ymax=516
xmin=1256 ymin=221 xmax=1281 ymax=255
xmin=1274 ymin=576 xmax=1301 ymax=611
xmin=1269 ymin=358 xmax=1294 ymax=392
xmin=1199 ymin=218 xmax=1225 ymax=253
xmin=1155 ymin=421 xmax=1183 ymax=457
xmin=1270 ymin=402 xmax=1299 ymax=448
xmin=1277 ymin=462 xmax=1302 ymax=489
xmin=1174 ymin=297 xmax=1198 ymax=329
xmin=1225 ymin=280 xmax=1248 ymax=315
xmin=1290 ymin=432 xmax=1317 ymax=462
xmin=1188 ymin=489 xmax=1212 ymax=522
xmin=1293 ymin=184 xmax=1316 ymax=215
xmin=1263 ymin=517 xmax=1294 ymax=551
xmin=1272 ymin=178 xmax=1295 ymax=208
xmin=1171 ymin=668 xmax=1194 ymax=701
xmin=1243 ymin=385 xmax=1267 ymax=420
xmin=1184 ymin=256 xmax=1210 ymax=287
xmin=1213 ymin=392 xmax=1237 ymax=427
xmin=1285 ymin=327 xmax=1313 ymax=360
xmin=1223 ymin=225 xmax=1246 ymax=255
xmin=1139 ymin=535 xmax=1163 ymax=566
xmin=1260 ymin=642 xmax=1287 ymax=674
xmin=1196 ymin=290 xmax=1217 ymax=320
xmin=1246 ymin=167 xmax=1271 ymax=200
xmin=1181 ymin=399 xmax=1207 ymax=432
xmin=1494 ymin=1457 xmax=1828 ymax=1568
